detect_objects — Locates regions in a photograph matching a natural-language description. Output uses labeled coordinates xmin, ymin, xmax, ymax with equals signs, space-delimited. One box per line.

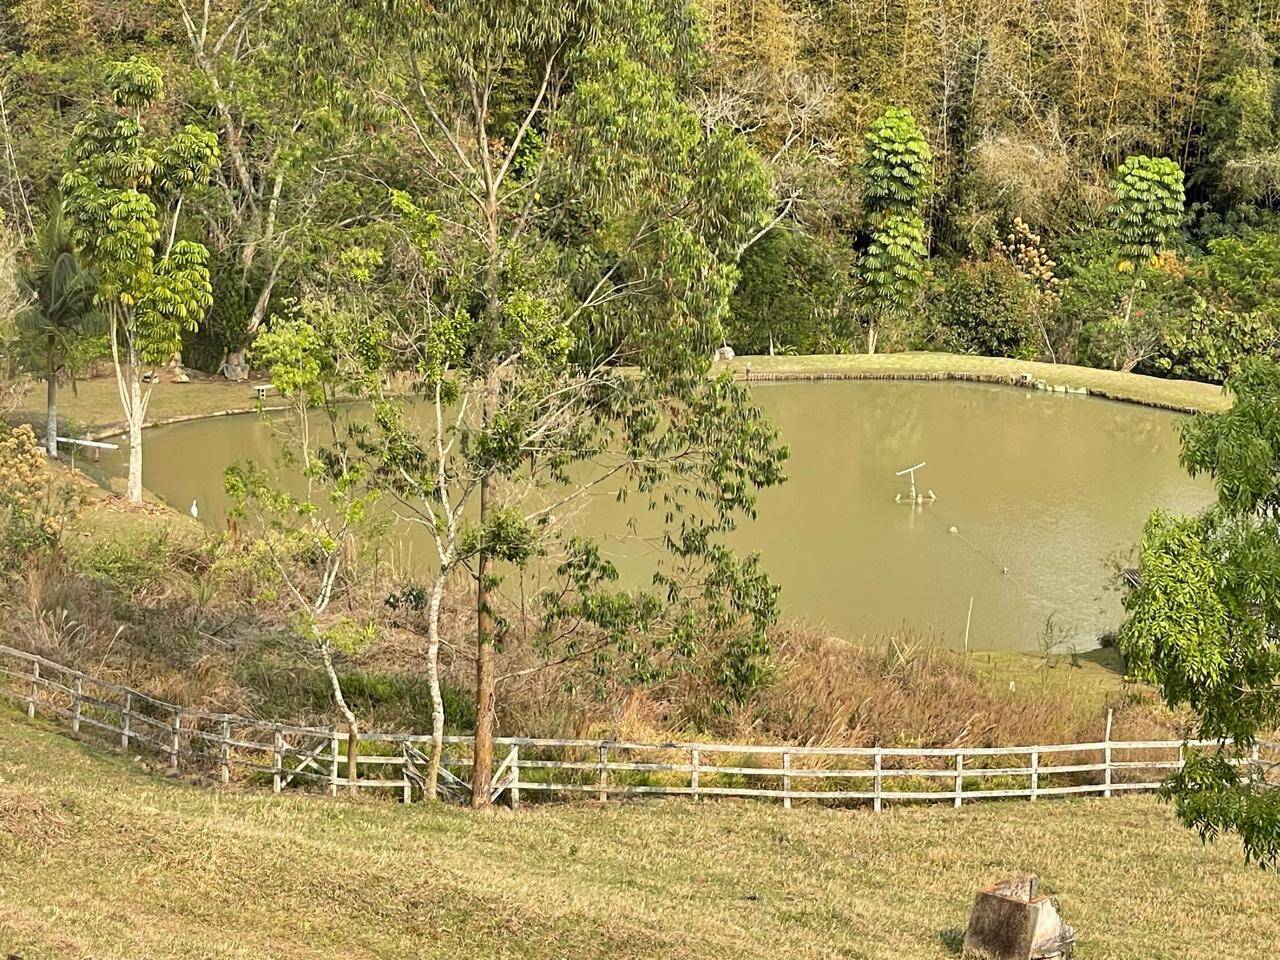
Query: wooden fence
xmin=3 ymin=643 xmax=1275 ymax=810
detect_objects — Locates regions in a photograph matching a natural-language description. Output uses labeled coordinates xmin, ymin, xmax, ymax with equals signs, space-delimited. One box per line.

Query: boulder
xmin=963 ymin=876 xmax=1075 ymax=960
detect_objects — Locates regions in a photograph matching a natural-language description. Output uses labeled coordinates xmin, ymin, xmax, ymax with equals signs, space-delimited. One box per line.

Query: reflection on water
xmin=94 ymin=380 xmax=1212 ymax=651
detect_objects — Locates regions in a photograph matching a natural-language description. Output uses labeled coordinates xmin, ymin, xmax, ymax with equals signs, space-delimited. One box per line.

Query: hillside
xmin=2 ymin=712 xmax=1278 ymax=960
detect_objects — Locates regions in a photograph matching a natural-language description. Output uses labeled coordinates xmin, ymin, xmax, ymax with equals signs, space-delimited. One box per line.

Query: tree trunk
xmin=346 ymin=718 xmax=359 ymax=796
xmin=425 ymin=573 xmax=447 ymax=801
xmin=126 ymin=350 xmax=144 ymax=504
xmin=471 ymin=467 xmax=497 ymax=809
xmin=45 ymin=334 xmax=57 ymax=459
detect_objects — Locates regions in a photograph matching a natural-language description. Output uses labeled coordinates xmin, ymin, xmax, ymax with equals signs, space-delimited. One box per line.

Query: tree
xmin=1109 ymin=156 xmax=1186 ymax=265
xmin=1076 ymin=155 xmax=1187 ymax=372
xmin=727 ymin=227 xmax=850 ymax=354
xmin=59 ymin=58 xmax=219 ymax=502
xmin=855 ymin=107 xmax=932 ymax=354
xmin=174 ymin=0 xmax=370 ymax=378
xmin=0 ymin=212 xmax=31 ymax=415
xmin=1119 ymin=358 xmax=1280 ymax=868
xmin=225 ymin=303 xmax=381 ymax=793
xmin=17 ymin=197 xmax=101 ymax=458
xmin=297 ymin=0 xmax=787 ymax=807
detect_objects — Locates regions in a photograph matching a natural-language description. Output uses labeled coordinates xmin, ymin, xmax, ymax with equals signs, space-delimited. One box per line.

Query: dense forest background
xmin=3 ymin=0 xmax=1280 ymax=380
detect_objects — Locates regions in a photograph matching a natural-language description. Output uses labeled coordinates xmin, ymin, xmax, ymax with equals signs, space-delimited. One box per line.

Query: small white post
xmin=954 ymin=753 xmax=964 ymax=808
xmin=220 ymin=716 xmax=231 ymax=784
xmin=963 ymin=596 xmax=974 ymax=655
xmin=597 ymin=744 xmax=608 ymax=802
xmin=121 ymin=693 xmax=133 ymax=749
xmin=1103 ymin=708 xmax=1114 ymax=798
xmin=27 ymin=660 xmax=39 ymax=719
xmin=873 ymin=749 xmax=883 ymax=813
xmin=170 ymin=709 xmax=182 ymax=771
xmin=1030 ymin=750 xmax=1039 ymax=800
xmin=71 ymin=675 xmax=83 ymax=734
xmin=690 ymin=747 xmax=700 ymax=800
xmin=272 ymin=725 xmax=283 ymax=794
xmin=782 ymin=751 xmax=792 ymax=810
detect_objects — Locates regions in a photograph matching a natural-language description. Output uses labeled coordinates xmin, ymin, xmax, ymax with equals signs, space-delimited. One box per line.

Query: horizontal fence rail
xmin=3 ymin=643 xmax=1276 ymax=811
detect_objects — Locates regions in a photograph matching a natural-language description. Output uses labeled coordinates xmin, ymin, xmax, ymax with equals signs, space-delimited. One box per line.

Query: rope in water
xmin=914 ymin=500 xmax=1075 ymax=629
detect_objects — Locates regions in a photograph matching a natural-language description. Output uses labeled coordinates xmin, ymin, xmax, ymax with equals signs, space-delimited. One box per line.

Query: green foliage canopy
xmin=1120 ymin=359 xmax=1280 ymax=867
xmin=59 ymin=57 xmax=218 ymax=366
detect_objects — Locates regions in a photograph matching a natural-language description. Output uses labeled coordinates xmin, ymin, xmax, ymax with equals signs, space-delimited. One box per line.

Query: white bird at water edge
xmin=189 ymin=499 xmax=199 ymax=519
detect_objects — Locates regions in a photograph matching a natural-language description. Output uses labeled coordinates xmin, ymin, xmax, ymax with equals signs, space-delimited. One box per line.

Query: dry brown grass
xmin=3 ymin=520 xmax=1182 ymax=752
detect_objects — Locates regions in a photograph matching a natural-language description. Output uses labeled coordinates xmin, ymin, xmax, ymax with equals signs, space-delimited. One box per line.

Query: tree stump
xmin=962 ymin=876 xmax=1075 ymax=959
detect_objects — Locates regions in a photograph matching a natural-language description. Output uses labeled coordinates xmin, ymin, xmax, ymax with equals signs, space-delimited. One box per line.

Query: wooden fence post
xmin=220 ymin=716 xmax=231 ymax=784
xmin=873 ymin=749 xmax=883 ymax=813
xmin=1103 ymin=708 xmax=1114 ymax=798
xmin=26 ymin=660 xmax=39 ymax=719
xmin=690 ymin=747 xmax=700 ymax=801
xmin=121 ymin=692 xmax=132 ymax=749
xmin=272 ymin=725 xmax=283 ymax=794
xmin=782 ymin=751 xmax=792 ymax=810
xmin=71 ymin=675 xmax=83 ymax=734
xmin=401 ymin=740 xmax=412 ymax=804
xmin=597 ymin=744 xmax=608 ymax=802
xmin=1030 ymin=750 xmax=1039 ymax=801
xmin=954 ymin=753 xmax=964 ymax=808
xmin=329 ymin=725 xmax=339 ymax=798
xmin=510 ymin=745 xmax=520 ymax=810
xmin=170 ymin=709 xmax=182 ymax=771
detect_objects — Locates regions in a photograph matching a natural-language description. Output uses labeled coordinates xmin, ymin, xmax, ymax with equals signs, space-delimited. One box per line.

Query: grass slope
xmin=2 ymin=713 xmax=1276 ymax=960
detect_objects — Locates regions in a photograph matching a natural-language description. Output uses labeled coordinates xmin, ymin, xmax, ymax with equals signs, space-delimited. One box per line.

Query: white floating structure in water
xmin=894 ymin=461 xmax=937 ymax=506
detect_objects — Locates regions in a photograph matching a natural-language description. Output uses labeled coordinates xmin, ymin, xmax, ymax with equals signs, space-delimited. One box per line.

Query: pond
xmin=95 ymin=379 xmax=1212 ymax=651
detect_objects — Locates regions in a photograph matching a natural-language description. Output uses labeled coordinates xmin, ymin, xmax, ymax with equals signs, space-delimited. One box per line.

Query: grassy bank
xmin=7 ymin=353 xmax=1227 ymax=441
xmin=7 ymin=369 xmax=278 ymax=440
xmin=729 ymin=353 xmax=1229 ymax=414
xmin=9 ymin=512 xmax=1177 ymax=750
xmin=0 ymin=712 xmax=1274 ymax=960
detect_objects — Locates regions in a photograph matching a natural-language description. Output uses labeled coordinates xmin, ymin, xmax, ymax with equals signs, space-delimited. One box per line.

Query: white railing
xmin=2 ymin=643 xmax=1274 ymax=810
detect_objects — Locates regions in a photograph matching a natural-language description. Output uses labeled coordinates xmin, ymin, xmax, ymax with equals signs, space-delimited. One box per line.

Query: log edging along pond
xmin=736 ymin=368 xmax=1210 ymax=415
xmin=4 ymin=642 xmax=1275 ymax=811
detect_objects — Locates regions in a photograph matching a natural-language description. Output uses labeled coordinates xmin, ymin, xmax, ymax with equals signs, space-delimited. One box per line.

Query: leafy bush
xmin=0 ymin=425 xmax=64 ymax=572
xmin=72 ymin=528 xmax=172 ymax=594
xmin=1158 ymin=298 xmax=1280 ymax=383
xmin=1156 ymin=229 xmax=1280 ymax=381
xmin=1058 ymin=250 xmax=1195 ymax=372
xmin=923 ymin=259 xmax=1039 ymax=359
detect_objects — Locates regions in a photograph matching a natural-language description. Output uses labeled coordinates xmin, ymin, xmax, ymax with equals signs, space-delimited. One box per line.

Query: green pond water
xmin=95 ymin=380 xmax=1212 ymax=651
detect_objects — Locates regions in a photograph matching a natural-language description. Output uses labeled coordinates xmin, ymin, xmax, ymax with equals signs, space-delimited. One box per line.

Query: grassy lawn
xmin=729 ymin=353 xmax=1229 ymax=414
xmin=2 ymin=713 xmax=1275 ymax=960
xmin=8 ymin=371 xmax=278 ymax=439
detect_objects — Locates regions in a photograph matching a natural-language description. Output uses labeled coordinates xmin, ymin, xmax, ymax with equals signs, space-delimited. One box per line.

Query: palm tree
xmin=18 ymin=198 xmax=100 ymax=458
